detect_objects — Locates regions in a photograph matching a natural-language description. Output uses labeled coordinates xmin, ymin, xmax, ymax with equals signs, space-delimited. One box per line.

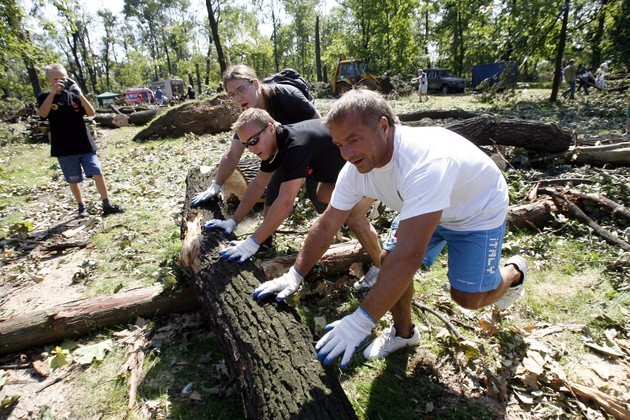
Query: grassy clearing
xmin=1 ymin=88 xmax=628 ymax=418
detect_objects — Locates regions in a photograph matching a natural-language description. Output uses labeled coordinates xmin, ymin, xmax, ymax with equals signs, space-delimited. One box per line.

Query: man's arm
xmin=250 ymin=178 xmax=302 ymax=244
xmin=294 ymin=205 xmax=351 ymax=276
xmin=214 ymin=138 xmax=246 ymax=185
xmin=360 ymin=211 xmax=442 ymax=322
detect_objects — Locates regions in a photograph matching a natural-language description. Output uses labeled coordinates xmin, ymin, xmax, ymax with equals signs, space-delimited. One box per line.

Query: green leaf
xmin=49 ymin=346 xmax=68 ymax=370
xmin=73 ymin=339 xmax=114 ymax=365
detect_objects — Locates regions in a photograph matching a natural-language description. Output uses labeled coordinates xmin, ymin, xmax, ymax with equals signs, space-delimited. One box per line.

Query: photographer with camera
xmin=37 ymin=63 xmax=124 ymax=218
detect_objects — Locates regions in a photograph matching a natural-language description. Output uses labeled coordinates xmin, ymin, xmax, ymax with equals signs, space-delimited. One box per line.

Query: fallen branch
xmin=412 ymin=300 xmax=464 ymax=342
xmin=0 ymin=285 xmax=199 ymax=356
xmin=538 ymin=187 xmax=630 ymax=251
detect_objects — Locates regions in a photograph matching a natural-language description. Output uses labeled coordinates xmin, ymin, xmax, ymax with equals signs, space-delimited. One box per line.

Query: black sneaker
xmin=78 ymin=204 xmax=89 ymax=218
xmin=102 ymin=201 xmax=125 ymax=216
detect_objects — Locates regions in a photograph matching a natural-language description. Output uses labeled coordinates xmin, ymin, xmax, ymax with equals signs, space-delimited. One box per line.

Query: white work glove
xmin=203 ymin=218 xmax=237 ymax=234
xmin=253 ymin=266 xmax=304 ymax=301
xmin=219 ymin=237 xmax=260 ymax=263
xmin=191 ymin=181 xmax=222 ymax=207
xmin=315 ymin=307 xmax=375 ymax=368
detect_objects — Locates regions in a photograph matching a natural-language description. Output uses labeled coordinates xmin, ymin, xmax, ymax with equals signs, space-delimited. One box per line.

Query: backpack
xmin=262 ymin=68 xmax=314 ymax=102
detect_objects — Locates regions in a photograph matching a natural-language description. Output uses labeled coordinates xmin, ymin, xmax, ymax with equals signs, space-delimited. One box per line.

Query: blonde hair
xmin=326 ymin=89 xmax=398 ymax=129
xmin=44 ymin=63 xmax=67 ymax=78
xmin=231 ymin=107 xmax=278 ymax=133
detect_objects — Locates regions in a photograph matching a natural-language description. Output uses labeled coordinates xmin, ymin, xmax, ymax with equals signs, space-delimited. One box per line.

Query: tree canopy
xmin=3 ymin=0 xmax=626 ymax=99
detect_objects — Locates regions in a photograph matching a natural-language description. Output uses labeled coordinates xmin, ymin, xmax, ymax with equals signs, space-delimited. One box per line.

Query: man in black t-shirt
xmin=37 ymin=63 xmax=124 ymax=218
xmin=203 ymin=108 xmax=382 ymax=274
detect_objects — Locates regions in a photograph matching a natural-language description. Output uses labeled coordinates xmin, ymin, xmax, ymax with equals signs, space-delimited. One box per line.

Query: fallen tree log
xmin=0 ymin=285 xmax=199 ymax=356
xmin=445 ymin=114 xmax=573 ymax=153
xmin=399 ymin=109 xmax=479 ymax=121
xmin=180 ymin=167 xmax=357 ymax=419
xmin=128 ymin=109 xmax=160 ymax=126
xmin=96 ymin=113 xmax=129 ymax=128
xmin=529 ymin=142 xmax=630 ymax=167
xmin=257 ymin=239 xmax=370 ymax=280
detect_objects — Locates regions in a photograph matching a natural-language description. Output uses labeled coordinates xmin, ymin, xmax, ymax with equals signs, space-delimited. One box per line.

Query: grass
xmin=1 ymin=88 xmax=628 ymax=418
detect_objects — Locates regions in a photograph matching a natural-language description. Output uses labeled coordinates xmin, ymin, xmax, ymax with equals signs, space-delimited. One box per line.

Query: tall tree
xmin=205 ymin=0 xmax=227 ymax=73
xmin=551 ymin=0 xmax=571 ymax=102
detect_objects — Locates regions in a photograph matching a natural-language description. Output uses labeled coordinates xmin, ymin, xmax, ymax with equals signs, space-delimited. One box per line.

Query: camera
xmin=64 ymin=79 xmax=76 ymax=90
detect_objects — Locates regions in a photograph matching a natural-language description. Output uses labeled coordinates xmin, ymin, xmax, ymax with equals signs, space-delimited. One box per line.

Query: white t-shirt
xmin=331 ymin=126 xmax=508 ymax=231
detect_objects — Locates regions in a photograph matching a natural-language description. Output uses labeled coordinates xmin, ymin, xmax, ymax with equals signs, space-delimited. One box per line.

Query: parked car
xmin=425 ymin=68 xmax=466 ymax=94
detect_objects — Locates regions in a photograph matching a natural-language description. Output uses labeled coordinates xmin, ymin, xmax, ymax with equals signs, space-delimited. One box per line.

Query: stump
xmin=178 ymin=167 xmax=357 ymax=419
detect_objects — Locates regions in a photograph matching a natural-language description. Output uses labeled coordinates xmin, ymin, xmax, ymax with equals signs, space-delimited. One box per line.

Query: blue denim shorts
xmin=384 ymin=215 xmax=506 ymax=293
xmin=57 ymin=153 xmax=102 ymax=184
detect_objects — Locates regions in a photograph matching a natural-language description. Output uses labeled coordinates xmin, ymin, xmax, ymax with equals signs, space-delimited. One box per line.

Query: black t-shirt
xmin=37 ymin=91 xmax=96 ymax=157
xmin=260 ymin=119 xmax=346 ymax=184
xmin=264 ymin=84 xmax=316 ymax=124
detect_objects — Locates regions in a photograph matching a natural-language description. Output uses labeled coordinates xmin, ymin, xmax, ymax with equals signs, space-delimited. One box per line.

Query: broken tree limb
xmin=180 ymin=166 xmax=357 ymax=419
xmin=0 ymin=285 xmax=199 ymax=356
xmin=445 ymin=114 xmax=573 ymax=153
xmin=538 ymin=187 xmax=630 ymax=251
xmin=256 ymin=240 xmax=370 ymax=280
xmin=399 ymin=109 xmax=479 ymax=121
xmin=529 ymin=142 xmax=630 ymax=167
xmin=562 ymin=189 xmax=630 ymax=221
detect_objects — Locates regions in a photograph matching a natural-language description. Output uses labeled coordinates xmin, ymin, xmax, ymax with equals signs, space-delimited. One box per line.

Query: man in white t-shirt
xmin=253 ymin=90 xmax=528 ymax=368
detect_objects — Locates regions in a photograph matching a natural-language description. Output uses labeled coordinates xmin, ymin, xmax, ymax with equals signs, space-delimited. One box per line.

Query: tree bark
xmin=129 ymin=109 xmax=160 ymax=126
xmin=0 ymin=286 xmax=199 ymax=356
xmin=399 ymin=109 xmax=479 ymax=121
xmin=180 ymin=167 xmax=357 ymax=419
xmin=257 ymin=240 xmax=370 ymax=280
xmin=445 ymin=114 xmax=573 ymax=152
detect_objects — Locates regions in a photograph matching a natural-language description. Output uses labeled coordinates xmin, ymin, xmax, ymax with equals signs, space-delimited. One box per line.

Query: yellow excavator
xmin=332 ymin=53 xmax=384 ymax=95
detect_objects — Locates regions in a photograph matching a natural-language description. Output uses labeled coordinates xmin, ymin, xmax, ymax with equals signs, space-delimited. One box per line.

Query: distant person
xmin=255 ymin=90 xmax=528 ymax=367
xmin=576 ymin=68 xmax=595 ymax=95
xmin=412 ymin=69 xmax=428 ymax=102
xmin=37 ymin=63 xmax=124 ymax=218
xmin=595 ymin=62 xmax=609 ymax=91
xmin=187 ymin=85 xmax=196 ymax=100
xmin=204 ymin=108 xmax=381 ymax=272
xmin=155 ymin=87 xmax=164 ymax=105
xmin=563 ymin=59 xmax=577 ymax=99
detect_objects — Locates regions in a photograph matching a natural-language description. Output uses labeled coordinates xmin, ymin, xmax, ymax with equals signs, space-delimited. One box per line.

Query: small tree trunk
xmin=0 ymin=286 xmax=199 ymax=356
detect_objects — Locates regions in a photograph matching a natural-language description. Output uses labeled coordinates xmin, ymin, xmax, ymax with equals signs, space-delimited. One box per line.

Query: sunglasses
xmin=228 ymin=80 xmax=253 ymax=99
xmin=241 ymin=125 xmax=268 ymax=148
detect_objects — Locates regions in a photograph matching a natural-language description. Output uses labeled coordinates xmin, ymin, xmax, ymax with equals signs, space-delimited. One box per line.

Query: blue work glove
xmin=253 ymin=266 xmax=303 ymax=301
xmin=203 ymin=218 xmax=237 ymax=234
xmin=315 ymin=307 xmax=375 ymax=368
xmin=191 ymin=181 xmax=222 ymax=207
xmin=219 ymin=237 xmax=260 ymax=263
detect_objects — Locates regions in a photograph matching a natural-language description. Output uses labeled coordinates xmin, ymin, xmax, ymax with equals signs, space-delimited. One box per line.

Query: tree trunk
xmin=445 ymin=114 xmax=573 ymax=152
xmin=94 ymin=113 xmax=129 ymax=128
xmin=205 ymin=0 xmax=227 ymax=73
xmin=550 ymin=0 xmax=571 ymax=102
xmin=129 ymin=109 xmax=160 ymax=126
xmin=399 ymin=109 xmax=479 ymax=121
xmin=180 ymin=167 xmax=357 ymax=419
xmin=0 ymin=286 xmax=199 ymax=356
xmin=257 ymin=240 xmax=370 ymax=280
